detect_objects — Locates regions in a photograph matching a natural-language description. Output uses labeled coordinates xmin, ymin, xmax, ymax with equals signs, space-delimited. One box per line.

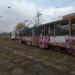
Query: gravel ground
xmin=0 ymin=39 xmax=75 ymax=75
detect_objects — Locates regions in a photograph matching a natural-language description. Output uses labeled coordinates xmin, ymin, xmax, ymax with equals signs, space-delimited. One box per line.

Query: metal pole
xmin=54 ymin=24 xmax=56 ymax=37
xmin=37 ymin=13 xmax=40 ymax=26
xmin=68 ymin=17 xmax=72 ymax=36
xmin=37 ymin=13 xmax=40 ymax=36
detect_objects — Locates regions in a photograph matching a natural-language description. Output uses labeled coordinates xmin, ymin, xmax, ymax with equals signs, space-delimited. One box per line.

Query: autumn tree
xmin=16 ymin=22 xmax=28 ymax=32
xmin=15 ymin=22 xmax=28 ymax=37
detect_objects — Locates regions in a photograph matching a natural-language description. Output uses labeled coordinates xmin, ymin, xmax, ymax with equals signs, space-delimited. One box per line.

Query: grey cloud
xmin=0 ymin=0 xmax=75 ymax=32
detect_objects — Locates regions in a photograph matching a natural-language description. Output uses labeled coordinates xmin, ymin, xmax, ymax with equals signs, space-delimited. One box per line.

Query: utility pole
xmin=37 ymin=12 xmax=42 ymax=26
xmin=32 ymin=11 xmax=42 ymax=45
xmin=36 ymin=12 xmax=42 ymax=36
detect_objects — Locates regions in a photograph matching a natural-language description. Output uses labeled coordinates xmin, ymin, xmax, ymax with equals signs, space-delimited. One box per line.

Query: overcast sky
xmin=0 ymin=0 xmax=75 ymax=32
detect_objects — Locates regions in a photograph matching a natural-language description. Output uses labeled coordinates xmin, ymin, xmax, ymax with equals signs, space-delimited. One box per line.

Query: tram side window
xmin=19 ymin=31 xmax=21 ymax=36
xmin=45 ymin=26 xmax=51 ymax=36
xmin=41 ymin=24 xmax=54 ymax=36
xmin=45 ymin=25 xmax=54 ymax=36
xmin=27 ymin=29 xmax=30 ymax=37
xmin=35 ymin=28 xmax=37 ymax=36
xmin=72 ymin=24 xmax=75 ymax=35
xmin=60 ymin=25 xmax=69 ymax=35
xmin=24 ymin=30 xmax=26 ymax=36
xmin=45 ymin=25 xmax=48 ymax=36
xmin=40 ymin=26 xmax=44 ymax=36
xmin=42 ymin=24 xmax=54 ymax=36
xmin=38 ymin=27 xmax=40 ymax=36
xmin=34 ymin=27 xmax=40 ymax=36
xmin=55 ymin=24 xmax=69 ymax=36
xmin=49 ymin=26 xmax=54 ymax=36
xmin=19 ymin=30 xmax=25 ymax=36
xmin=44 ymin=25 xmax=50 ymax=36
xmin=28 ymin=29 xmax=32 ymax=36
xmin=55 ymin=24 xmax=61 ymax=36
xmin=29 ymin=29 xmax=32 ymax=36
xmin=30 ymin=29 xmax=32 ymax=36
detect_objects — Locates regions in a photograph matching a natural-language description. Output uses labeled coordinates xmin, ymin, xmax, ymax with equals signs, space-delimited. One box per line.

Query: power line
xmin=0 ymin=0 xmax=12 ymax=17
xmin=9 ymin=0 xmax=23 ymax=8
xmin=0 ymin=0 xmax=23 ymax=18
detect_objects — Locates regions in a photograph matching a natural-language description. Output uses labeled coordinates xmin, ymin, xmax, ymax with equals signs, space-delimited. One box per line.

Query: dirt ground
xmin=0 ymin=39 xmax=75 ymax=75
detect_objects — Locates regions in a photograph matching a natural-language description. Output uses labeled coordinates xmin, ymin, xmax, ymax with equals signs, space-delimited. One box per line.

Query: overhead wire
xmin=0 ymin=0 xmax=74 ymax=24
xmin=8 ymin=0 xmax=23 ymax=9
xmin=0 ymin=0 xmax=74 ymax=17
xmin=0 ymin=0 xmax=13 ymax=18
xmin=0 ymin=0 xmax=23 ymax=17
xmin=0 ymin=0 xmax=24 ymax=25
xmin=0 ymin=0 xmax=24 ymax=27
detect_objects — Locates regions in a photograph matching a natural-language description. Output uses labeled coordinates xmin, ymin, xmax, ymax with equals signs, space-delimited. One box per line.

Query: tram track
xmin=3 ymin=46 xmax=72 ymax=74
xmin=0 ymin=39 xmax=75 ymax=74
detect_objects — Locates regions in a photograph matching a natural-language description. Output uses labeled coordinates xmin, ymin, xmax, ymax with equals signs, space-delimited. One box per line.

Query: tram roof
xmin=39 ymin=13 xmax=75 ymax=27
xmin=63 ymin=13 xmax=75 ymax=18
xmin=20 ymin=13 xmax=75 ymax=30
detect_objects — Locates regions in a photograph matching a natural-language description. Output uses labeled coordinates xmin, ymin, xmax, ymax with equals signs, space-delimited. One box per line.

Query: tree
xmin=15 ymin=22 xmax=28 ymax=37
xmin=16 ymin=22 xmax=27 ymax=32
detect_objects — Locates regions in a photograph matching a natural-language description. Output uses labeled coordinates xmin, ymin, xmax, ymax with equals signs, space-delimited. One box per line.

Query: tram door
xmin=68 ymin=16 xmax=75 ymax=47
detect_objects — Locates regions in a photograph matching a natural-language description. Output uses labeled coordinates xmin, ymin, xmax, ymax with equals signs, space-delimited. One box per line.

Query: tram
xmin=19 ymin=13 xmax=75 ymax=55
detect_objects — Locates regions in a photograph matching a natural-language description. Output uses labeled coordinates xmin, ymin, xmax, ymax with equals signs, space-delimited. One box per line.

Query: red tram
xmin=18 ymin=14 xmax=75 ymax=55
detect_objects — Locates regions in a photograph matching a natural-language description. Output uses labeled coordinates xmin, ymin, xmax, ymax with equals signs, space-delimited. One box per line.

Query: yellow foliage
xmin=16 ymin=22 xmax=26 ymax=31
